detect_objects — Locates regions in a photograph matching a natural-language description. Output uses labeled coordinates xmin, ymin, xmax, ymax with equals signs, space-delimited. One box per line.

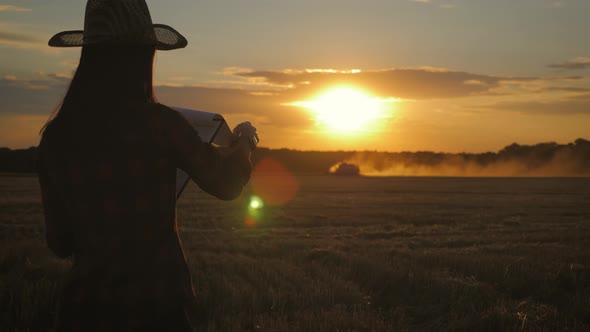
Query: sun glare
xmin=293 ymin=87 xmax=389 ymax=133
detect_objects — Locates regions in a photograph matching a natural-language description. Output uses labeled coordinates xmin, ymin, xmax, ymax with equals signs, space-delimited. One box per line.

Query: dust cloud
xmin=330 ymin=139 xmax=590 ymax=177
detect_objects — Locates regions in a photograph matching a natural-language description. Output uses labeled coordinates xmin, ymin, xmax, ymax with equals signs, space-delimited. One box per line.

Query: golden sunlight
xmin=293 ymin=87 xmax=390 ymax=133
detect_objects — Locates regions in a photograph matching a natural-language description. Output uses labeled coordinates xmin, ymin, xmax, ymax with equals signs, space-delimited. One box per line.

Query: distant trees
xmin=250 ymin=148 xmax=354 ymax=174
xmin=495 ymin=139 xmax=590 ymax=174
xmin=1 ymin=139 xmax=589 ymax=175
xmin=0 ymin=147 xmax=37 ymax=173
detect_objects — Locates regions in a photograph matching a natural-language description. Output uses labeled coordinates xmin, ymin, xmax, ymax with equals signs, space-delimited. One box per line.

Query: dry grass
xmin=1 ymin=174 xmax=589 ymax=331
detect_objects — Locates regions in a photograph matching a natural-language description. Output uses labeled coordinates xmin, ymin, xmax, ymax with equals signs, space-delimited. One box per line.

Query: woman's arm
xmin=161 ymin=105 xmax=254 ymax=200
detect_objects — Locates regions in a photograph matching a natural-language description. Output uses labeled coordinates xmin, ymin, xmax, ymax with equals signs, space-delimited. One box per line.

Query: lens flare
xmin=245 ymin=196 xmax=265 ymax=227
xmin=245 ymin=159 xmax=299 ymax=227
xmin=245 ymin=217 xmax=257 ymax=227
xmin=249 ymin=195 xmax=264 ymax=210
xmin=251 ymin=158 xmax=299 ymax=206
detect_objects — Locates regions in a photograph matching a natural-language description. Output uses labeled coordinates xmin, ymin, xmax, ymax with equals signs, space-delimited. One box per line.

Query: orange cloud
xmin=155 ymin=86 xmax=313 ymax=129
xmin=478 ymin=94 xmax=590 ymax=115
xmin=236 ymin=68 xmax=536 ymax=100
xmin=0 ymin=31 xmax=41 ymax=48
xmin=2 ymin=66 xmax=589 ymax=138
xmin=548 ymin=57 xmax=590 ymax=70
xmin=0 ymin=5 xmax=31 ymax=12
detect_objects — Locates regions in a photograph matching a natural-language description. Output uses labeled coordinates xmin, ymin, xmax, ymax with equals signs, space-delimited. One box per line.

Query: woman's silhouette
xmin=38 ymin=1 xmax=257 ymax=330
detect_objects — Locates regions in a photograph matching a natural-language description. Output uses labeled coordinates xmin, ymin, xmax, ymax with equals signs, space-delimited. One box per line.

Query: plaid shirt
xmin=37 ymin=102 xmax=251 ymax=308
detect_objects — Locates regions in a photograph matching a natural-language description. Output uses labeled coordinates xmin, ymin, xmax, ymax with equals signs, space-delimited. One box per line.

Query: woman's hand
xmin=233 ymin=122 xmax=259 ymax=150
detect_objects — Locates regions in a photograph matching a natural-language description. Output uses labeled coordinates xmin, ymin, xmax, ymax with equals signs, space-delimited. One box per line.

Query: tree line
xmin=1 ymin=139 xmax=589 ymax=175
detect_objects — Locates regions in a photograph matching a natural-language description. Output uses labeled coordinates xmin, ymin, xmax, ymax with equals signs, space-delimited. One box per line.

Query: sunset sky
xmin=1 ymin=0 xmax=590 ymax=152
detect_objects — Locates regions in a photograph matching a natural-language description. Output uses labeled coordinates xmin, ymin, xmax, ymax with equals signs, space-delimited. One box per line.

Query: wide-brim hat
xmin=48 ymin=0 xmax=187 ymax=51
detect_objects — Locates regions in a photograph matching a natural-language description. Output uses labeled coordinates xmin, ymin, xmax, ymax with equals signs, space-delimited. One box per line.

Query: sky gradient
xmin=1 ymin=0 xmax=590 ymax=152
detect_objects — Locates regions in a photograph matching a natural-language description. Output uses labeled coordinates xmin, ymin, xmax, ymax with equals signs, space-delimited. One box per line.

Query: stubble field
xmin=1 ymin=174 xmax=589 ymax=331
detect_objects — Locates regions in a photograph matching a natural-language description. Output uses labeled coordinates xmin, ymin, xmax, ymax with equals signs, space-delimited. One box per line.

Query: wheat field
xmin=1 ymin=174 xmax=589 ymax=331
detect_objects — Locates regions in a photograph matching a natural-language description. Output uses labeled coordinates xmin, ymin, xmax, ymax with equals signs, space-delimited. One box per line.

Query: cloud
xmin=168 ymin=76 xmax=193 ymax=82
xmin=1 ymin=75 xmax=48 ymax=91
xmin=0 ymin=30 xmax=45 ymax=50
xmin=568 ymin=93 xmax=590 ymax=101
xmin=1 ymin=63 xmax=589 ymax=151
xmin=548 ymin=57 xmax=590 ymax=70
xmin=236 ymin=68 xmax=536 ymax=100
xmin=157 ymin=67 xmax=564 ymax=131
xmin=0 ymin=75 xmax=315 ymax=148
xmin=155 ymin=85 xmax=313 ymax=129
xmin=410 ymin=0 xmax=456 ymax=8
xmin=0 ymin=75 xmax=68 ymax=115
xmin=547 ymin=1 xmax=565 ymax=8
xmin=0 ymin=22 xmax=62 ymax=53
xmin=0 ymin=5 xmax=31 ymax=12
xmin=479 ymin=94 xmax=590 ymax=115
xmin=541 ymin=87 xmax=590 ymax=93
xmin=1 ymin=64 xmax=588 ymax=147
xmin=0 ymin=30 xmax=40 ymax=43
xmin=37 ymin=71 xmax=73 ymax=83
xmin=545 ymin=76 xmax=585 ymax=81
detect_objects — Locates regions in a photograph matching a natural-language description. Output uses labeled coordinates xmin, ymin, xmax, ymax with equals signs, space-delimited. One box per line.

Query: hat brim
xmin=48 ymin=24 xmax=187 ymax=51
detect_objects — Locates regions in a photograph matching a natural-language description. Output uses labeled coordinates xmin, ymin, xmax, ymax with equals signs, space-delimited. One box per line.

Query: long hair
xmin=42 ymin=45 xmax=157 ymax=134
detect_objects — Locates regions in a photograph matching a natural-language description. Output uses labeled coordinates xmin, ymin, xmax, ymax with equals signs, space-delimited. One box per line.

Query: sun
xmin=293 ymin=87 xmax=387 ymax=133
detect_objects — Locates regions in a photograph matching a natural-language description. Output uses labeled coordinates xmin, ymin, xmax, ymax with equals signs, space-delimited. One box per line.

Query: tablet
xmin=172 ymin=107 xmax=233 ymax=198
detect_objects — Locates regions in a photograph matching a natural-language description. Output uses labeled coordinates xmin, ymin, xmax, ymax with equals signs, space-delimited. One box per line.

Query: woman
xmin=38 ymin=1 xmax=257 ymax=330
